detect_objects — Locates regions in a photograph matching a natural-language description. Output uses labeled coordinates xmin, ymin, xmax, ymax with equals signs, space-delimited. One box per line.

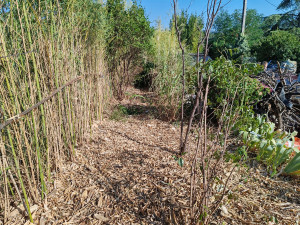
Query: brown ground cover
xmin=6 ymin=88 xmax=299 ymax=225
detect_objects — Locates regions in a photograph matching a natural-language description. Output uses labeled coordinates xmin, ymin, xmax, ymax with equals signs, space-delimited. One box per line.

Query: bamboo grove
xmin=0 ymin=0 xmax=109 ymax=222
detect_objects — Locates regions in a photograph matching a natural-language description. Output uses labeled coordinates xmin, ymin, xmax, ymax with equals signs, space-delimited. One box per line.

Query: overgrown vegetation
xmin=0 ymin=0 xmax=108 ymax=222
xmin=209 ymin=6 xmax=300 ymax=67
xmin=254 ymin=29 xmax=300 ymax=63
xmin=0 ymin=0 xmax=299 ymax=223
xmin=204 ymin=57 xmax=264 ymax=123
xmin=106 ymin=0 xmax=153 ymax=100
xmin=169 ymin=11 xmax=204 ymax=52
xmin=157 ymin=0 xmax=300 ymax=223
xmin=150 ymin=24 xmax=183 ymax=120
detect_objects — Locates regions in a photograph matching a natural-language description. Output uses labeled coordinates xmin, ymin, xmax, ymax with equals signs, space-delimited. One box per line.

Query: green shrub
xmin=105 ymin=0 xmax=153 ymax=100
xmin=202 ymin=57 xmax=265 ymax=127
xmin=254 ymin=30 xmax=300 ymax=64
xmin=110 ymin=105 xmax=129 ymax=121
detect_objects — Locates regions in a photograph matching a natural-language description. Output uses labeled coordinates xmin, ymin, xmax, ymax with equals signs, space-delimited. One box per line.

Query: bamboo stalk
xmin=0 ymin=76 xmax=83 ymax=131
xmin=1 ymin=132 xmax=33 ymax=222
xmin=0 ymin=143 xmax=9 ymax=223
xmin=0 ymin=1 xmax=107 ymax=222
xmin=23 ymin=2 xmax=48 ymax=198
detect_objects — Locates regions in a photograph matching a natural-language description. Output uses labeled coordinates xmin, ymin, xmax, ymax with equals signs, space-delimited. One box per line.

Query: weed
xmin=110 ymin=105 xmax=129 ymax=121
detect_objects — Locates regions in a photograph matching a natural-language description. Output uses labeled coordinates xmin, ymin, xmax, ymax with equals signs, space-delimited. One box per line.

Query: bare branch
xmin=172 ymin=0 xmax=186 ymax=155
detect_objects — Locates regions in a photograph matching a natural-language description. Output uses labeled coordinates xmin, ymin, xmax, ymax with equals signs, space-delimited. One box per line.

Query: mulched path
xmin=6 ymin=88 xmax=300 ymax=225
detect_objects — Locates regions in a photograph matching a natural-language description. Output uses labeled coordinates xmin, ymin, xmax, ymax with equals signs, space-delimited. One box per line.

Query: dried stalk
xmin=0 ymin=139 xmax=33 ymax=222
xmin=0 ymin=143 xmax=9 ymax=223
xmin=0 ymin=76 xmax=82 ymax=131
xmin=0 ymin=1 xmax=108 ymax=223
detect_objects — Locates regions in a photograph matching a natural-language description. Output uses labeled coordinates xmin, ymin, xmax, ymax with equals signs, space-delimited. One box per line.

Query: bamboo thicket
xmin=0 ymin=0 xmax=109 ymax=223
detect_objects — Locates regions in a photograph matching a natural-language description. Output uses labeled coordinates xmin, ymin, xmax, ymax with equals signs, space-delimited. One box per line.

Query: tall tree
xmin=170 ymin=11 xmax=203 ymax=52
xmin=278 ymin=0 xmax=300 ymax=10
xmin=277 ymin=0 xmax=300 ymax=27
xmin=106 ymin=0 xmax=153 ymax=100
xmin=209 ymin=9 xmax=263 ymax=59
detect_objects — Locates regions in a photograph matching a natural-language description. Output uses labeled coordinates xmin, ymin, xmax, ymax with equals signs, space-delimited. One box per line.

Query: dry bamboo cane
xmin=0 ymin=142 xmax=9 ymax=223
xmin=23 ymin=2 xmax=48 ymax=199
xmin=0 ymin=76 xmax=83 ymax=131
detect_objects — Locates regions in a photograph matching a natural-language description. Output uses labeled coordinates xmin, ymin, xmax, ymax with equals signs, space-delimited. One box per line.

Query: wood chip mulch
xmin=6 ymin=89 xmax=300 ymax=225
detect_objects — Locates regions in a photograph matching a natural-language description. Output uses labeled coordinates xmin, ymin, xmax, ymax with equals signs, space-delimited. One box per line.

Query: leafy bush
xmin=209 ymin=9 xmax=264 ymax=59
xmin=110 ymin=105 xmax=129 ymax=121
xmin=202 ymin=57 xmax=265 ymax=126
xmin=106 ymin=0 xmax=153 ymax=100
xmin=254 ymin=30 xmax=300 ymax=64
xmin=152 ymin=51 xmax=265 ymax=123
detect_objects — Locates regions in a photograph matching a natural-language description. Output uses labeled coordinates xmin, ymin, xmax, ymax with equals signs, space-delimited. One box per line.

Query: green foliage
xmin=239 ymin=115 xmax=300 ymax=176
xmin=278 ymin=0 xmax=300 ymax=10
xmin=151 ymin=16 xmax=207 ymax=120
xmin=210 ymin=9 xmax=264 ymax=60
xmin=170 ymin=11 xmax=204 ymax=52
xmin=186 ymin=14 xmax=204 ymax=52
xmin=110 ymin=105 xmax=129 ymax=121
xmin=261 ymin=15 xmax=283 ymax=32
xmin=254 ymin=30 xmax=300 ymax=63
xmin=69 ymin=0 xmax=106 ymax=44
xmin=277 ymin=0 xmax=300 ymax=28
xmin=291 ymin=27 xmax=300 ymax=36
xmin=110 ymin=103 xmax=147 ymax=121
xmin=284 ymin=152 xmax=300 ymax=175
xmin=262 ymin=14 xmax=300 ymax=31
xmin=235 ymin=34 xmax=251 ymax=63
xmin=125 ymin=92 xmax=146 ymax=101
xmin=173 ymin=155 xmax=184 ymax=167
xmin=203 ymin=57 xmax=264 ymax=124
xmin=151 ymin=48 xmax=265 ymax=123
xmin=105 ymin=0 xmax=153 ymax=100
xmin=225 ymin=146 xmax=248 ymax=163
xmin=150 ymin=26 xmax=183 ymax=120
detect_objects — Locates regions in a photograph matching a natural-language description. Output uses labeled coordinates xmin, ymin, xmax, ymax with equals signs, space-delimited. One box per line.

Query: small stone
xmin=94 ymin=213 xmax=109 ymax=222
xmin=220 ymin=205 xmax=229 ymax=216
xmin=81 ymin=190 xmax=88 ymax=199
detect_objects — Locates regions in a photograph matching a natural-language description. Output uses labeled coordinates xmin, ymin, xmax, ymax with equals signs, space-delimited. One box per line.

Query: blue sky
xmin=140 ymin=0 xmax=285 ymax=28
